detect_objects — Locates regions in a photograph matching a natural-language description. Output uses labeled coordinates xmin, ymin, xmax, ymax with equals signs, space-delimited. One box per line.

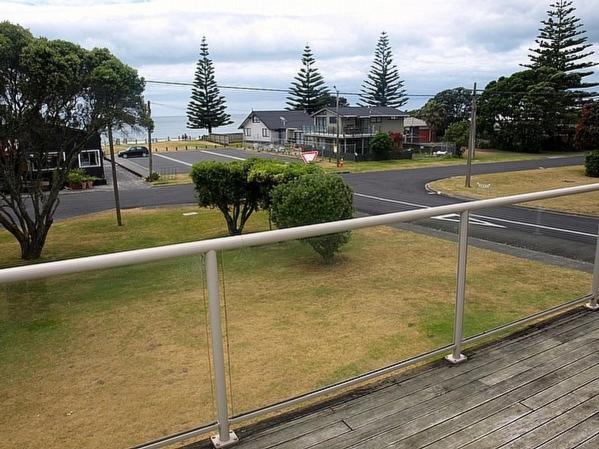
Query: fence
xmin=1 ymin=183 xmax=598 ymax=448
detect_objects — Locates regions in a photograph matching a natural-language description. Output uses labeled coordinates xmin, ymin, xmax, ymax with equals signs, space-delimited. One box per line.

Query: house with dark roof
xmin=238 ymin=110 xmax=312 ymax=146
xmin=303 ymin=106 xmax=408 ymax=156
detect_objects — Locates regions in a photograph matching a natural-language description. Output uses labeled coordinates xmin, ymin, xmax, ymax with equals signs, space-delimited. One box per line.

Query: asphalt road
xmin=55 ymin=152 xmax=598 ymax=263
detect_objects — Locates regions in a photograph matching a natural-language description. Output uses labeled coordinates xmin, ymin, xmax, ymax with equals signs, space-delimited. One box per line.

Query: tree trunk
xmin=18 ymin=222 xmax=51 ymax=260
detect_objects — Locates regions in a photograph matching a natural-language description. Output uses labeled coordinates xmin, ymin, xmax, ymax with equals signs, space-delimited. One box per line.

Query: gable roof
xmin=404 ymin=117 xmax=428 ymax=127
xmin=312 ymin=106 xmax=409 ymax=118
xmin=239 ymin=110 xmax=313 ymax=130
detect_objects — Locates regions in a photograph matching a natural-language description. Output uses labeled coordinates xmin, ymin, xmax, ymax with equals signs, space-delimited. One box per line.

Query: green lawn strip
xmin=0 ymin=207 xmax=591 ymax=448
xmin=317 ymin=150 xmax=556 ymax=173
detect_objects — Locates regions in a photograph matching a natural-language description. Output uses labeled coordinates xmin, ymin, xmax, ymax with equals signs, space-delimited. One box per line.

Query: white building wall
xmin=241 ymin=117 xmax=273 ymax=143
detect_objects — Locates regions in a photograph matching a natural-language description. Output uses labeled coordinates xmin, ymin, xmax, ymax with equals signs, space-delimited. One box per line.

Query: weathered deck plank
xmin=228 ymin=310 xmax=599 ymax=449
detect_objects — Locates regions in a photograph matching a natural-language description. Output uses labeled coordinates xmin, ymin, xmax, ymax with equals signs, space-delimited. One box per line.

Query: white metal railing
xmin=1 ymin=183 xmax=599 ymax=448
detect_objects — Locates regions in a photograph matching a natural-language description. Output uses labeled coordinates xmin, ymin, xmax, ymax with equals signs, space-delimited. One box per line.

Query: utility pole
xmin=334 ymin=86 xmax=340 ymax=167
xmin=465 ymin=82 xmax=477 ymax=188
xmin=107 ymin=126 xmax=123 ymax=226
xmin=147 ymin=100 xmax=153 ymax=179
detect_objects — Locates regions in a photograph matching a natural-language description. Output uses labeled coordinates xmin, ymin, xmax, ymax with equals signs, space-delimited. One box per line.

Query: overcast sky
xmin=3 ymin=0 xmax=599 ymax=116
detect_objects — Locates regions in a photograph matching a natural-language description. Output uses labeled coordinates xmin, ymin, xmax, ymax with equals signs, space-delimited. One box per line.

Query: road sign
xmin=300 ymin=151 xmax=319 ymax=164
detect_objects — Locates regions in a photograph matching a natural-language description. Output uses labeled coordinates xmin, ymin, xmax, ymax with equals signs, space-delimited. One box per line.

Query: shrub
xmin=271 ymin=174 xmax=354 ymax=264
xmin=370 ymin=132 xmax=393 ymax=160
xmin=65 ymin=169 xmax=87 ymax=185
xmin=191 ymin=158 xmax=321 ymax=235
xmin=146 ymin=172 xmax=161 ymax=182
xmin=585 ymin=150 xmax=599 ymax=177
xmin=443 ymin=120 xmax=470 ymax=157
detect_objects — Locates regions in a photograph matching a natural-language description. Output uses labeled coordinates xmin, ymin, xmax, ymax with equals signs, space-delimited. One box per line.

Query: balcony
xmin=303 ymin=124 xmax=376 ymax=138
xmin=1 ymin=184 xmax=598 ymax=449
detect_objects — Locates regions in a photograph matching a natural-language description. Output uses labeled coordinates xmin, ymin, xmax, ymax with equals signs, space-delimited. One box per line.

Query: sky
xmin=2 ymin=0 xmax=599 ymax=117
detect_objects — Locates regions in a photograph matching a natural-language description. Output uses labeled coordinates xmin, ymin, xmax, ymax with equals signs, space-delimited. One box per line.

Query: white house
xmin=238 ymin=110 xmax=313 ymax=146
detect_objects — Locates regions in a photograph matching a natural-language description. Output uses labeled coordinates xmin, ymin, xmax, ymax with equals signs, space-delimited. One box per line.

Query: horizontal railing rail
xmin=2 ymin=182 xmax=599 ymax=449
xmin=1 ymin=183 xmax=598 ymax=284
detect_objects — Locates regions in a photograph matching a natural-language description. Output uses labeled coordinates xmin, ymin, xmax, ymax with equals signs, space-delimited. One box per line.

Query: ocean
xmin=112 ymin=114 xmax=247 ymax=142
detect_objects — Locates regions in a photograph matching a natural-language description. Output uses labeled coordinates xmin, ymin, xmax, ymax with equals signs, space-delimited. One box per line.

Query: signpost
xmin=300 ymin=151 xmax=319 ymax=164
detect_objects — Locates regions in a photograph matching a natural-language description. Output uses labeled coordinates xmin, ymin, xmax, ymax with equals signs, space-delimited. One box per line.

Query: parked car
xmin=118 ymin=146 xmax=149 ymax=158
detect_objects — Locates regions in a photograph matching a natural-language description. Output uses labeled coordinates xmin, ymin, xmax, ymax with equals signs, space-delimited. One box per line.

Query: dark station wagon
xmin=118 ymin=146 xmax=149 ymax=158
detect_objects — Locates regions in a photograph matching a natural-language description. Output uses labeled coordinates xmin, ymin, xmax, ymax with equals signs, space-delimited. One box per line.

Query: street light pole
xmin=465 ymin=82 xmax=477 ymax=188
xmin=334 ymin=86 xmax=340 ymax=167
xmin=147 ymin=100 xmax=153 ymax=179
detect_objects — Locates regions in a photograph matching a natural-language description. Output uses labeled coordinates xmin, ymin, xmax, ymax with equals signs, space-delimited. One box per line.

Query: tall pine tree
xmin=187 ymin=36 xmax=232 ymax=134
xmin=524 ymin=0 xmax=597 ymax=92
xmin=359 ymin=32 xmax=407 ymax=109
xmin=286 ymin=44 xmax=329 ymax=114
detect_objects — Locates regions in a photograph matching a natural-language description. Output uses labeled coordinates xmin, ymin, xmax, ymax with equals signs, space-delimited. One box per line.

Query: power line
xmin=145 ymin=79 xmax=437 ymax=98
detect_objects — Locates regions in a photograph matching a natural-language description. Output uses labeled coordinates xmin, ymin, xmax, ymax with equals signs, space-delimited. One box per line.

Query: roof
xmin=312 ymin=106 xmax=409 ymax=118
xmin=404 ymin=116 xmax=429 ymax=127
xmin=239 ymin=110 xmax=313 ymax=130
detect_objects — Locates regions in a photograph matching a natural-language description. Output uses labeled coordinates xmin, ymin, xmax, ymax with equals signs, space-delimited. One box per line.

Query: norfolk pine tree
xmin=187 ymin=37 xmax=232 ymax=134
xmin=359 ymin=32 xmax=407 ymax=108
xmin=286 ymin=44 xmax=330 ymax=114
xmin=524 ymin=0 xmax=597 ymax=97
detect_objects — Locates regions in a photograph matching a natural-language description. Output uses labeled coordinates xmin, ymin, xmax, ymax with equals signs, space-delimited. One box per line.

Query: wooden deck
xmin=219 ymin=309 xmax=599 ymax=449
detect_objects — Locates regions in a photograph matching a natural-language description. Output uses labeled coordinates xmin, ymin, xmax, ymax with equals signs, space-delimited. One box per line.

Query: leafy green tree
xmin=419 ymin=88 xmax=472 ymax=137
xmin=575 ymin=102 xmax=599 ymax=151
xmin=187 ymin=36 xmax=232 ymax=133
xmin=359 ymin=32 xmax=407 ymax=108
xmin=286 ymin=44 xmax=329 ymax=114
xmin=524 ymin=0 xmax=597 ymax=97
xmin=190 ymin=158 xmax=320 ymax=236
xmin=369 ymin=132 xmax=393 ymax=160
xmin=443 ymin=120 xmax=470 ymax=157
xmin=323 ymin=93 xmax=349 ymax=108
xmin=417 ymin=100 xmax=445 ymax=141
xmin=271 ymin=174 xmax=354 ymax=264
xmin=477 ymin=68 xmax=580 ymax=152
xmin=0 ymin=21 xmax=146 ymax=259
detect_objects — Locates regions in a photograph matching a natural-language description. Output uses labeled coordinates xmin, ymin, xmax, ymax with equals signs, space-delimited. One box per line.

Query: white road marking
xmin=433 ymin=213 xmax=506 ymax=228
xmin=155 ymin=153 xmax=193 ymax=167
xmin=200 ymin=150 xmax=246 ymax=161
xmin=155 ymin=150 xmax=246 ymax=167
xmin=353 ymin=192 xmax=596 ymax=238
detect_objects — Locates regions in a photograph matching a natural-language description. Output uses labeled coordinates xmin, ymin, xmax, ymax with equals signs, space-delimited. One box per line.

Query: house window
xmin=329 ymin=116 xmax=338 ymax=124
xmin=244 ymin=128 xmax=251 ymax=137
xmin=371 ymin=117 xmax=382 ymax=123
xmin=79 ymin=150 xmax=100 ymax=168
xmin=252 ymin=115 xmax=260 ymax=123
xmin=262 ymin=128 xmax=269 ymax=137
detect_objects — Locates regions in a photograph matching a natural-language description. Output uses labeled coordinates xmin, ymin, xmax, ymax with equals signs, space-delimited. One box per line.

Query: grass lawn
xmin=429 ymin=165 xmax=599 ymax=216
xmin=105 ymin=138 xmax=222 ymax=155
xmin=0 ymin=207 xmax=592 ymax=448
xmin=315 ymin=149 xmax=571 ymax=173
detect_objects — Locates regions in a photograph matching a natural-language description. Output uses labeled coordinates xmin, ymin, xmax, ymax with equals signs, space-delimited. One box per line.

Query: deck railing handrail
xmin=1 ymin=183 xmax=598 ymax=284
xmin=2 ymin=182 xmax=599 ymax=449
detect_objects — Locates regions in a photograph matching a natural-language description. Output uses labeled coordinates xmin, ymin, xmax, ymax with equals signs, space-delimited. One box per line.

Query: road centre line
xmin=154 ymin=153 xmax=193 ymax=166
xmin=353 ymin=192 xmax=596 ymax=238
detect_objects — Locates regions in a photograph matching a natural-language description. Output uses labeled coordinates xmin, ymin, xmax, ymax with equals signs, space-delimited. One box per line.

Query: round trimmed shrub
xmin=271 ymin=174 xmax=354 ymax=264
xmin=585 ymin=150 xmax=599 ymax=177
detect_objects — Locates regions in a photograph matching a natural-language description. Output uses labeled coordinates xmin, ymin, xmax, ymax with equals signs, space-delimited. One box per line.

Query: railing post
xmin=206 ymin=250 xmax=238 ymax=447
xmin=446 ymin=211 xmax=470 ymax=364
xmin=586 ymin=226 xmax=599 ymax=311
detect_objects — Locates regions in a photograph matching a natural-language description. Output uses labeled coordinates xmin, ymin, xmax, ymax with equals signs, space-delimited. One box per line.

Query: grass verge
xmin=315 ymin=149 xmax=568 ymax=173
xmin=105 ymin=138 xmax=222 ymax=154
xmin=429 ymin=165 xmax=599 ymax=216
xmin=0 ymin=207 xmax=591 ymax=448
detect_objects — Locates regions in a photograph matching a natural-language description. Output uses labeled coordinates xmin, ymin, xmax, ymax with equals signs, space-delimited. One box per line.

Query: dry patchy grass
xmin=429 ymin=165 xmax=599 ymax=216
xmin=0 ymin=209 xmax=591 ymax=448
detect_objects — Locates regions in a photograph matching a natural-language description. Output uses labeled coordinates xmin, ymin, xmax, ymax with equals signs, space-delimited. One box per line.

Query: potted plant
xmin=65 ymin=169 xmax=86 ymax=190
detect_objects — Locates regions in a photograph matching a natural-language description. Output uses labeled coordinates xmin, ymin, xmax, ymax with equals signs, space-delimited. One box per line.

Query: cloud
xmin=2 ymin=0 xmax=598 ymax=115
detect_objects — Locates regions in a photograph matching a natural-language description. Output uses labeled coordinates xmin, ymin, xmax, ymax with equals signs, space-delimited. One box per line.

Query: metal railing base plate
xmin=211 ymin=431 xmax=239 ymax=448
xmin=585 ymin=301 xmax=599 ymax=311
xmin=445 ymin=353 xmax=468 ymax=364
